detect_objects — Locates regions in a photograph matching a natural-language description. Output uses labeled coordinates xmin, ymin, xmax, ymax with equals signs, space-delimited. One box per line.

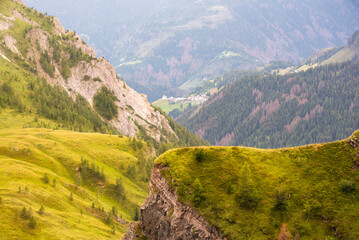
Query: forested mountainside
xmin=0 ymin=1 xmax=206 ymax=238
xmin=0 ymin=0 xmax=206 ymax=151
xmin=23 ymin=0 xmax=359 ymax=101
xmin=178 ymin=60 xmax=359 ymax=148
xmin=138 ymin=131 xmax=359 ymax=239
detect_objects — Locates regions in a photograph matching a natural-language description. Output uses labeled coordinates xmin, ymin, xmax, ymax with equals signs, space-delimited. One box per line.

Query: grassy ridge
xmin=0 ymin=120 xmax=151 ymax=239
xmin=156 ymin=132 xmax=359 ymax=239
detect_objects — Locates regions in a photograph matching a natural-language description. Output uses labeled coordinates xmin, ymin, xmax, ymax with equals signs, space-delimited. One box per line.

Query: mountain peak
xmin=348 ymin=29 xmax=359 ymax=48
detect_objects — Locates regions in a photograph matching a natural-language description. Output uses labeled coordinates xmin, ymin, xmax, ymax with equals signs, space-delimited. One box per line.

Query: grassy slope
xmin=0 ymin=113 xmax=149 ymax=239
xmin=152 ymin=99 xmax=192 ymax=114
xmin=156 ymin=132 xmax=359 ymax=239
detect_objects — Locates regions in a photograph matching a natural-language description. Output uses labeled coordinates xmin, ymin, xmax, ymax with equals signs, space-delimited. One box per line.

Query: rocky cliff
xmin=137 ymin=165 xmax=226 ymax=240
xmin=0 ymin=0 xmax=175 ymax=141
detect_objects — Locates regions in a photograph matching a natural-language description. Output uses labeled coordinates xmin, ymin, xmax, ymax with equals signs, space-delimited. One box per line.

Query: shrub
xmin=195 ymin=149 xmax=205 ymax=162
xmin=273 ymin=188 xmax=288 ymax=210
xmin=340 ymin=180 xmax=356 ymax=193
xmin=93 ymin=77 xmax=102 ymax=82
xmin=83 ymin=75 xmax=91 ymax=81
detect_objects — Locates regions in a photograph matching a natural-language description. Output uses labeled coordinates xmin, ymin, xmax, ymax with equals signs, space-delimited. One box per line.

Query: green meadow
xmin=156 ymin=132 xmax=359 ymax=239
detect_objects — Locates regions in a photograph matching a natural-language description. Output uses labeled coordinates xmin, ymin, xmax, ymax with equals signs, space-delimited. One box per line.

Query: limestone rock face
xmin=10 ymin=5 xmax=176 ymax=141
xmin=139 ymin=165 xmax=226 ymax=240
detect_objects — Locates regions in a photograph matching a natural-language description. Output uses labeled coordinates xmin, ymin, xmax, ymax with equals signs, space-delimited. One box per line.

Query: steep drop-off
xmin=134 ymin=131 xmax=359 ymax=239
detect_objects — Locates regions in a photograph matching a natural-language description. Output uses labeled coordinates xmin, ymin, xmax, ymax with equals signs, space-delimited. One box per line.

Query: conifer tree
xmin=192 ymin=178 xmax=205 ymax=207
xmin=38 ymin=205 xmax=44 ymax=215
xmin=42 ymin=173 xmax=49 ymax=184
xmin=20 ymin=207 xmax=27 ymax=219
xmin=134 ymin=208 xmax=139 ymax=221
xmin=106 ymin=211 xmax=113 ymax=225
xmin=29 ymin=216 xmax=36 ymax=229
xmin=69 ymin=192 xmax=73 ymax=201
xmin=234 ymin=163 xmax=261 ymax=209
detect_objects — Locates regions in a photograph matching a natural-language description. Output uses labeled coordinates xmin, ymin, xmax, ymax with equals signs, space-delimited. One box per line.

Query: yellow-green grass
xmin=0 ymin=118 xmax=150 ymax=239
xmin=321 ymin=47 xmax=357 ymax=66
xmin=156 ymin=132 xmax=359 ymax=239
xmin=152 ymin=99 xmax=192 ymax=114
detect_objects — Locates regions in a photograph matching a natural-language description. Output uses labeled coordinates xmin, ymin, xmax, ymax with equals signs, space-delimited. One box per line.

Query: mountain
xmin=177 ymin=57 xmax=359 ymax=148
xmin=304 ymin=29 xmax=359 ymax=66
xmin=0 ymin=0 xmax=206 ymax=151
xmin=23 ymin=0 xmax=359 ymax=101
xmin=129 ymin=131 xmax=359 ymax=239
xmin=0 ymin=1 xmax=206 ymax=238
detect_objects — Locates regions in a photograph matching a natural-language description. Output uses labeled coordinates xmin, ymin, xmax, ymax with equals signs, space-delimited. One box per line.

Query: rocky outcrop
xmin=139 ymin=165 xmax=226 ymax=240
xmin=4 ymin=0 xmax=176 ymax=141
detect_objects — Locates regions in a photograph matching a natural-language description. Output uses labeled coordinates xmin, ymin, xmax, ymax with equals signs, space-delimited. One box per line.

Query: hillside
xmin=178 ymin=60 xmax=359 ymax=148
xmin=0 ymin=124 xmax=153 ymax=239
xmin=0 ymin=0 xmax=206 ymax=151
xmin=23 ymin=0 xmax=359 ymax=101
xmin=0 ymin=1 xmax=207 ymax=238
xmin=303 ymin=29 xmax=359 ymax=67
xmin=138 ymin=131 xmax=359 ymax=239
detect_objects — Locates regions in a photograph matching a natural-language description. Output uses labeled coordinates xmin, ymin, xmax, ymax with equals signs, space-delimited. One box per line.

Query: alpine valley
xmin=23 ymin=0 xmax=359 ymax=101
xmin=0 ymin=1 xmax=359 ymax=240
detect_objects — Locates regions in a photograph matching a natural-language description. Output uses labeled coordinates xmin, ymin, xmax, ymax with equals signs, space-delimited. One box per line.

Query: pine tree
xmin=69 ymin=192 xmax=73 ymax=201
xmin=20 ymin=207 xmax=28 ymax=219
xmin=192 ymin=178 xmax=205 ymax=207
xmin=42 ymin=173 xmax=49 ymax=184
xmin=29 ymin=216 xmax=36 ymax=229
xmin=52 ymin=178 xmax=57 ymax=187
xmin=134 ymin=208 xmax=139 ymax=221
xmin=112 ymin=206 xmax=118 ymax=217
xmin=106 ymin=211 xmax=113 ymax=225
xmin=234 ymin=163 xmax=261 ymax=209
xmin=38 ymin=205 xmax=44 ymax=215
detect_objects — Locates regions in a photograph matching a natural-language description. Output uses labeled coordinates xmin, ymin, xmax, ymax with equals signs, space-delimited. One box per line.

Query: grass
xmin=152 ymin=99 xmax=193 ymax=114
xmin=321 ymin=47 xmax=357 ymax=65
xmin=0 ymin=111 xmax=152 ymax=239
xmin=155 ymin=132 xmax=359 ymax=239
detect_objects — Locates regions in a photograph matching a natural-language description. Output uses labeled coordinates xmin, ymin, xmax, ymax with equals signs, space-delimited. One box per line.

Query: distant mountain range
xmin=177 ymin=30 xmax=359 ymax=148
xmin=24 ymin=0 xmax=359 ymax=101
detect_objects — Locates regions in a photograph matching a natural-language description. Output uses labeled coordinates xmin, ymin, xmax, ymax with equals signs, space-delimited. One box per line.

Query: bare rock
xmin=52 ymin=17 xmax=65 ymax=36
xmin=140 ymin=165 xmax=226 ymax=240
xmin=122 ymin=222 xmax=139 ymax=240
xmin=348 ymin=138 xmax=359 ymax=148
xmin=4 ymin=35 xmax=19 ymax=54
